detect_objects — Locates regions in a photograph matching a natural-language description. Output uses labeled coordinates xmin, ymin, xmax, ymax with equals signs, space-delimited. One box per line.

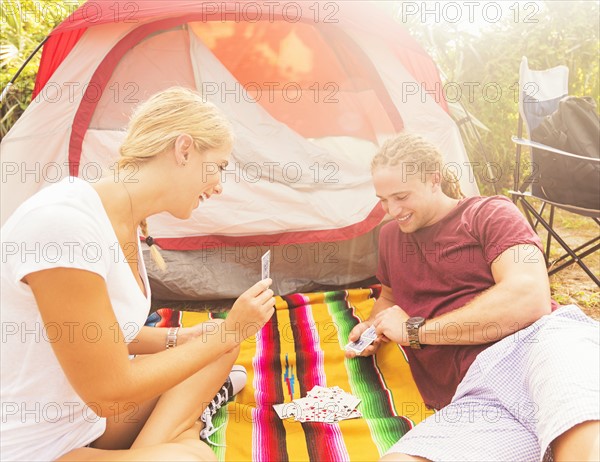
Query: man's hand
xmin=344 ymin=321 xmax=387 ymax=358
xmin=373 ymin=305 xmax=410 ymax=345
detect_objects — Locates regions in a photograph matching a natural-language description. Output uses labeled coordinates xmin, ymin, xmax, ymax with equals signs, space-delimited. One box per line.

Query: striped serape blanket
xmin=146 ymin=287 xmax=431 ymax=461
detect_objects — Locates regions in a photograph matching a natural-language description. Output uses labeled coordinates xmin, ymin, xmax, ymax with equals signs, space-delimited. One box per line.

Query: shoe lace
xmin=199 ymin=384 xmax=230 ymax=447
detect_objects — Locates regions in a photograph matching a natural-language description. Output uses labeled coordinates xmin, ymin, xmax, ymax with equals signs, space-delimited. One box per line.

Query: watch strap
xmin=166 ymin=327 xmax=179 ymax=349
xmin=407 ymin=318 xmax=425 ymax=350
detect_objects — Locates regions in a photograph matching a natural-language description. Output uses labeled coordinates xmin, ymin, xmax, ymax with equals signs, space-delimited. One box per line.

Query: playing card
xmin=345 ymin=335 xmax=375 ymax=354
xmin=361 ymin=326 xmax=377 ymax=340
xmin=290 ymin=398 xmax=332 ymax=423
xmin=292 ymin=397 xmax=318 ymax=422
xmin=306 ymin=385 xmax=339 ymax=398
xmin=272 ymin=403 xmax=288 ymax=419
xmin=336 ymin=408 xmax=362 ymax=421
xmin=261 ymin=250 xmax=271 ymax=280
xmin=272 ymin=401 xmax=302 ymax=419
xmin=308 ymin=386 xmax=356 ymax=405
xmin=344 ymin=326 xmax=377 ymax=353
xmin=304 ymin=401 xmax=339 ymax=423
xmin=305 ymin=386 xmax=361 ymax=421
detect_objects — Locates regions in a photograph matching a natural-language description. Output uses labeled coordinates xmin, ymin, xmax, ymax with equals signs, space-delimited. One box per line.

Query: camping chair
xmin=511 ymin=57 xmax=600 ymax=287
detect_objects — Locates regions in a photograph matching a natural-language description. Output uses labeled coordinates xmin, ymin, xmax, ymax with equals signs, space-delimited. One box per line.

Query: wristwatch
xmin=406 ymin=317 xmax=426 ymax=350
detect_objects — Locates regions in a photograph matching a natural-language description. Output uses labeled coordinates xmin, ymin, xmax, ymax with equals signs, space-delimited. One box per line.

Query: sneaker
xmin=199 ymin=365 xmax=247 ymax=445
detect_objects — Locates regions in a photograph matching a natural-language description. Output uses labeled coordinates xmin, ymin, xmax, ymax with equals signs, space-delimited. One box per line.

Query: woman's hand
xmin=224 ymin=279 xmax=275 ymax=343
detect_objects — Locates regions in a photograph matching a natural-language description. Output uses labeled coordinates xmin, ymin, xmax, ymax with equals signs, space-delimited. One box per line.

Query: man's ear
xmin=174 ymin=134 xmax=193 ymax=165
xmin=430 ymin=171 xmax=442 ymax=191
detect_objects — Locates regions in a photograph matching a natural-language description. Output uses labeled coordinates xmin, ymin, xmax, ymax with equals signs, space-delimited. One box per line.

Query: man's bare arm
xmin=374 ymin=244 xmax=552 ymax=346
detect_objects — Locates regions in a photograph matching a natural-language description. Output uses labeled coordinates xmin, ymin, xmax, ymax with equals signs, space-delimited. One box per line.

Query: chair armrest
xmin=511 ymin=136 xmax=600 ymax=163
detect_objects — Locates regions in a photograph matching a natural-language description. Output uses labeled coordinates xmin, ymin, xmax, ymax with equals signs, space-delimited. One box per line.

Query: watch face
xmin=408 ymin=316 xmax=425 ymax=327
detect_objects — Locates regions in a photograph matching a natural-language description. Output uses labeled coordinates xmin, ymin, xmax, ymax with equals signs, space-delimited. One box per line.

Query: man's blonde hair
xmin=371 ymin=132 xmax=464 ymax=200
xmin=118 ymin=87 xmax=233 ymax=270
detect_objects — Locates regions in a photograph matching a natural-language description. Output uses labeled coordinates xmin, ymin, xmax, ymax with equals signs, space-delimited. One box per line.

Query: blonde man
xmin=346 ymin=133 xmax=599 ymax=461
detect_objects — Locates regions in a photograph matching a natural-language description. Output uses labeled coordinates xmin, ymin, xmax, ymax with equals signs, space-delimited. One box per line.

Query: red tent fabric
xmin=34 ymin=1 xmax=448 ymax=113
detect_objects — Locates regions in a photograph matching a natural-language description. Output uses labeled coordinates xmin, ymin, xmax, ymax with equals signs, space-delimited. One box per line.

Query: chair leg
xmin=527 ymin=201 xmax=548 ymax=233
xmin=551 ymin=236 xmax=600 ymax=267
xmin=549 ymin=241 xmax=600 ymax=282
xmin=513 ymin=115 xmax=524 ymax=203
xmin=545 ymin=204 xmax=554 ymax=261
xmin=518 ymin=198 xmax=536 ymax=229
xmin=519 ymin=199 xmax=600 ymax=287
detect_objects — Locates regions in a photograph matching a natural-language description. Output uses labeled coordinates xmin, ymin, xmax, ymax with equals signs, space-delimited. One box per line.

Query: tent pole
xmin=456 ymin=99 xmax=498 ymax=195
xmin=0 ymin=36 xmax=48 ymax=104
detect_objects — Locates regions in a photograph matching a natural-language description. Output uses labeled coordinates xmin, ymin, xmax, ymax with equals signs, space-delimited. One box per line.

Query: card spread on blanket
xmin=273 ymin=386 xmax=362 ymax=423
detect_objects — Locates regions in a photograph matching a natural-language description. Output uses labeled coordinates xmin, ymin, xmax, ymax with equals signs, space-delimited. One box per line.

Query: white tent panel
xmin=146 ymin=30 xmax=380 ymax=239
xmin=352 ymin=31 xmax=479 ymax=197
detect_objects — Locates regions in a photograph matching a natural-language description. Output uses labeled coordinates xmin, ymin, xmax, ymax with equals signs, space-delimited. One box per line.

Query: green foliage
xmin=398 ymin=0 xmax=600 ymax=195
xmin=0 ymin=0 xmax=83 ymax=138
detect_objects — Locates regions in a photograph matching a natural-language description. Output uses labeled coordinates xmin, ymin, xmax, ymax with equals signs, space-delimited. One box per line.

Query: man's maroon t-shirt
xmin=377 ymin=195 xmax=555 ymax=409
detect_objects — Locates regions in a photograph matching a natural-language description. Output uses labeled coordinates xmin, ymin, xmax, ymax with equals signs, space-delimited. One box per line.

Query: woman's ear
xmin=430 ymin=171 xmax=442 ymax=192
xmin=174 ymin=134 xmax=193 ymax=166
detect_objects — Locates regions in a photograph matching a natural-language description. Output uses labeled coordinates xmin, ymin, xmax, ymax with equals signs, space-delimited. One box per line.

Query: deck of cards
xmin=344 ymin=326 xmax=377 ymax=354
xmin=273 ymin=386 xmax=362 ymax=423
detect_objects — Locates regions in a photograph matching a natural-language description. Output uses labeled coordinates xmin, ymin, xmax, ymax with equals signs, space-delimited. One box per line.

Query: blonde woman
xmin=0 ymin=87 xmax=275 ymax=461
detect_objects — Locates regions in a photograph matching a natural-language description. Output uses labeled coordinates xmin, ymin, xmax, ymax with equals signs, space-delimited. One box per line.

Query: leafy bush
xmin=0 ymin=0 xmax=83 ymax=138
xmin=401 ymin=0 xmax=600 ymax=194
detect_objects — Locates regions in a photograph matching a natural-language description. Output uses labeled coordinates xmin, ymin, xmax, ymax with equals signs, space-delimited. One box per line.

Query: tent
xmin=0 ymin=0 xmax=479 ymax=303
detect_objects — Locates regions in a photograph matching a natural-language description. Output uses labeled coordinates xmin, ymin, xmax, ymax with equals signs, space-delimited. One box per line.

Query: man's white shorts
xmin=385 ymin=305 xmax=600 ymax=461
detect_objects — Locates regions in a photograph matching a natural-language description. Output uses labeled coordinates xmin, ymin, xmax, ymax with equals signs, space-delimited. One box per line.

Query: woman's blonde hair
xmin=371 ymin=132 xmax=464 ymax=200
xmin=118 ymin=87 xmax=234 ymax=270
